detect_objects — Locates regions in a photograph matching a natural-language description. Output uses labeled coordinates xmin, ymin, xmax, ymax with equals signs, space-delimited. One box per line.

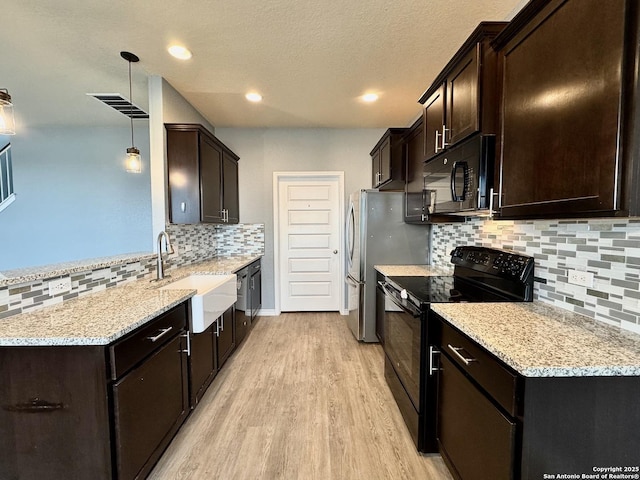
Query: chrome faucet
xmin=156 ymin=231 xmax=174 ymax=280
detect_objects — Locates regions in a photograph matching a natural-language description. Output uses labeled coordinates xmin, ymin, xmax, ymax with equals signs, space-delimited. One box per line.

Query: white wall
xmin=215 ymin=127 xmax=385 ymax=310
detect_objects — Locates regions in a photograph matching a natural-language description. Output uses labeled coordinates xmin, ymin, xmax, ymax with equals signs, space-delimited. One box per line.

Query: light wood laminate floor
xmin=149 ymin=313 xmax=453 ymax=480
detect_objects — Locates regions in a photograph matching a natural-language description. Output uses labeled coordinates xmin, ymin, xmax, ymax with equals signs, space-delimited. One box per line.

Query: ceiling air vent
xmin=86 ymin=93 xmax=149 ymax=119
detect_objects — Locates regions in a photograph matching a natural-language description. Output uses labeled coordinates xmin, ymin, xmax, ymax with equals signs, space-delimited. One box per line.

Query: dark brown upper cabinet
xmin=166 ymin=124 xmax=239 ymax=224
xmin=419 ymin=22 xmax=507 ymax=161
xmin=403 ymin=116 xmax=428 ymax=223
xmin=492 ymin=0 xmax=640 ymax=219
xmin=371 ymin=128 xmax=407 ymax=190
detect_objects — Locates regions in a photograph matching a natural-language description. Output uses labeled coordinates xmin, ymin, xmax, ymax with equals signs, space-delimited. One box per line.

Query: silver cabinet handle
xmin=220 ymin=316 xmax=224 ymax=332
xmin=442 ymin=125 xmax=450 ymax=149
xmin=179 ymin=332 xmax=191 ymax=355
xmin=429 ymin=346 xmax=441 ymax=376
xmin=435 ymin=130 xmax=441 ymax=153
xmin=146 ymin=327 xmax=173 ymax=342
xmin=447 ymin=344 xmax=477 ymax=365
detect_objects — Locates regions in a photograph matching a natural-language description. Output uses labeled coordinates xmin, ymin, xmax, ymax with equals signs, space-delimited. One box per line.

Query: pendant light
xmin=0 ymin=89 xmax=16 ymax=136
xmin=121 ymin=51 xmax=142 ymax=173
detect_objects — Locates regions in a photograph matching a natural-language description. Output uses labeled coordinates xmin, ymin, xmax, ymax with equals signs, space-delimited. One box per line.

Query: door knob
xmin=333 ymin=250 xmax=338 ymax=254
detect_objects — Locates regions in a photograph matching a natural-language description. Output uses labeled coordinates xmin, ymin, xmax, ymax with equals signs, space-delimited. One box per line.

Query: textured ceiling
xmin=2 ymin=0 xmax=527 ymax=129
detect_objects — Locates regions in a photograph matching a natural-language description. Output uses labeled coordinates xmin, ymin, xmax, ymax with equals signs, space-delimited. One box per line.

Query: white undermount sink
xmin=160 ymin=274 xmax=237 ymax=333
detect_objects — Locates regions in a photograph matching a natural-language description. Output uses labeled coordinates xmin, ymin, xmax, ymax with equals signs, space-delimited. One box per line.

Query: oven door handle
xmin=379 ymin=281 xmax=422 ymax=317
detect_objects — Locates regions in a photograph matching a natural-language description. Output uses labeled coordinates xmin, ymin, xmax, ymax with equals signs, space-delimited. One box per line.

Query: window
xmin=0 ymin=142 xmax=15 ymax=212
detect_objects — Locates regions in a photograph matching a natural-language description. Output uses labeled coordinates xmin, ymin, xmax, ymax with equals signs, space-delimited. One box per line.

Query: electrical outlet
xmin=48 ymin=277 xmax=72 ymax=296
xmin=568 ymin=270 xmax=594 ymax=287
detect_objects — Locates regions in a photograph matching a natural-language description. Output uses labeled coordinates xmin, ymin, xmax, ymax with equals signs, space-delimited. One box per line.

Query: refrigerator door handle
xmin=345 ymin=274 xmax=362 ymax=287
xmin=346 ymin=201 xmax=356 ymax=270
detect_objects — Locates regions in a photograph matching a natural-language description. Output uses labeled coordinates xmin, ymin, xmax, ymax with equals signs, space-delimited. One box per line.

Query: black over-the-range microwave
xmin=409 ymin=134 xmax=495 ymax=219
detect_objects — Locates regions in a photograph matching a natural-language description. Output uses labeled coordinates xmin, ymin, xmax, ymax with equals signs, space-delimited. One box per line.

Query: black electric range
xmin=377 ymin=246 xmax=534 ymax=453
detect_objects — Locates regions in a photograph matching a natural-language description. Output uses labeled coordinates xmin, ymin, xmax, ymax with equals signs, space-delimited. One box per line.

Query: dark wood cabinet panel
xmin=420 ymin=23 xmax=506 ymax=162
xmin=438 ymin=355 xmax=516 ymax=480
xmin=0 ymin=347 xmax=112 ymax=480
xmin=200 ymin=135 xmax=224 ymax=223
xmin=166 ymin=129 xmax=200 ymax=224
xmin=112 ymin=334 xmax=189 ymax=480
xmin=223 ymin=151 xmax=239 ymax=223
xmin=190 ymin=325 xmax=217 ymax=406
xmin=371 ymin=128 xmax=406 ymax=190
xmin=166 ymin=124 xmax=240 ymax=224
xmin=446 ymin=47 xmax=479 ymax=146
xmin=493 ymin=0 xmax=635 ymax=218
xmin=217 ymin=306 xmax=235 ymax=367
xmin=423 ymin=85 xmax=446 ymax=160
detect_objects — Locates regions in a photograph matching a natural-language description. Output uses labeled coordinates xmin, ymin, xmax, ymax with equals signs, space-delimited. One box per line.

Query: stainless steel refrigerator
xmin=345 ymin=190 xmax=430 ymax=342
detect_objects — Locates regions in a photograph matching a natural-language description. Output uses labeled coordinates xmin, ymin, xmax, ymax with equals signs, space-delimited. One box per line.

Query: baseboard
xmin=255 ymin=308 xmax=278 ymax=316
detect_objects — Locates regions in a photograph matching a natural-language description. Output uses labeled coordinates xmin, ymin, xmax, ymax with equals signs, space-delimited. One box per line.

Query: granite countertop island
xmin=0 ymin=255 xmax=261 ymax=347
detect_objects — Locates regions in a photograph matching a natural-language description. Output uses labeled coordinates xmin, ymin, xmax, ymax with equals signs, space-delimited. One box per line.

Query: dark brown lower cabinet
xmin=0 ymin=346 xmax=112 ymax=480
xmin=217 ymin=306 xmax=235 ymax=367
xmin=190 ymin=324 xmax=217 ymax=407
xmin=435 ymin=314 xmax=640 ymax=480
xmin=438 ymin=354 xmax=516 ymax=480
xmin=190 ymin=306 xmax=236 ymax=407
xmin=112 ymin=334 xmax=189 ymax=480
xmin=0 ymin=302 xmax=190 ymax=480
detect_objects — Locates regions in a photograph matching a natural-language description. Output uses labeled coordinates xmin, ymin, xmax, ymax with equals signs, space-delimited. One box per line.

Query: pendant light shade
xmin=121 ymin=51 xmax=141 ymax=173
xmin=0 ymin=89 xmax=16 ymax=136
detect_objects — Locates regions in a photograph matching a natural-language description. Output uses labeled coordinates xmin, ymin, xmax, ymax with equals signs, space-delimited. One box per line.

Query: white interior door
xmin=277 ymin=176 xmax=342 ymax=311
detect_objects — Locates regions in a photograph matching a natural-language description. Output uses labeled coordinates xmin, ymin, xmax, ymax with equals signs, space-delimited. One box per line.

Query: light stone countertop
xmin=432 ymin=301 xmax=640 ymax=378
xmin=0 ymin=252 xmax=156 ymax=287
xmin=0 ymin=255 xmax=261 ymax=347
xmin=374 ymin=265 xmax=452 ymax=277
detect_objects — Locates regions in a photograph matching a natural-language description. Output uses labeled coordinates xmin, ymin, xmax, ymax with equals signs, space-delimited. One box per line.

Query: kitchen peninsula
xmin=0 ymin=254 xmax=261 ymax=479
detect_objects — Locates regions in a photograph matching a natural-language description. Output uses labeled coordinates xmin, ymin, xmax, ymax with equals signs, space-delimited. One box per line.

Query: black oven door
xmin=379 ymin=282 xmax=423 ymax=410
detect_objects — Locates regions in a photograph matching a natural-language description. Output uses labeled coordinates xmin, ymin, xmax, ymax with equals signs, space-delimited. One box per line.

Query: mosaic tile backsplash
xmin=432 ymin=217 xmax=640 ymax=334
xmin=0 ymin=223 xmax=264 ymax=320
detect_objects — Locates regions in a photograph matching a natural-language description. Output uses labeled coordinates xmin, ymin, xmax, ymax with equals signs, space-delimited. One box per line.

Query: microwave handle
xmin=450 ymin=161 xmax=469 ymax=202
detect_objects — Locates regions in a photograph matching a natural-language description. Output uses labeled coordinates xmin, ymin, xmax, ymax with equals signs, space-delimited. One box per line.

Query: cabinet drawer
xmin=109 ymin=302 xmax=187 ymax=380
xmin=439 ymin=319 xmax=519 ymax=416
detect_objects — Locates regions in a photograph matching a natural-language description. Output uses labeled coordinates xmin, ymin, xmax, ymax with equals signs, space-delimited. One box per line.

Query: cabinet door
xmin=200 ymin=135 xmax=224 ymax=223
xmin=167 ymin=129 xmax=200 ymax=224
xmin=223 ymin=151 xmax=239 ymax=223
xmin=447 ymin=46 xmax=479 ymax=146
xmin=190 ymin=325 xmax=216 ymax=406
xmin=404 ymin=118 xmax=427 ymax=223
xmin=498 ymin=0 xmax=626 ymax=217
xmin=0 ymin=347 xmax=112 ymax=479
xmin=371 ymin=148 xmax=381 ymax=186
xmin=438 ymin=355 xmax=516 ymax=480
xmin=379 ymin=136 xmax=392 ymax=185
xmin=423 ymin=84 xmax=446 ymax=160
xmin=112 ymin=334 xmax=189 ymax=480
xmin=216 ymin=307 xmax=235 ymax=367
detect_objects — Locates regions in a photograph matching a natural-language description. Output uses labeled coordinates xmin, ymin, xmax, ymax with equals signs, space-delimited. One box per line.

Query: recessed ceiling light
xmin=362 ymin=93 xmax=379 ymax=103
xmin=168 ymin=45 xmax=192 ymax=60
xmin=245 ymin=92 xmax=263 ymax=103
